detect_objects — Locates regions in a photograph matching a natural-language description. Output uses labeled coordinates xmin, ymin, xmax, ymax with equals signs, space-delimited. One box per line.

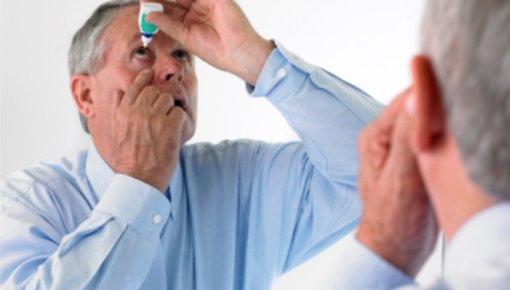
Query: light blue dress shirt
xmin=0 ymin=44 xmax=383 ymax=290
xmin=331 ymin=202 xmax=510 ymax=290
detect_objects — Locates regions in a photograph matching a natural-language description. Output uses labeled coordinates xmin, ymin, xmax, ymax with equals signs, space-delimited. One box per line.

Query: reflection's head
xmin=69 ymin=0 xmax=138 ymax=77
xmin=69 ymin=0 xmax=137 ymax=133
xmin=69 ymin=0 xmax=198 ymax=145
xmin=420 ymin=0 xmax=510 ymax=200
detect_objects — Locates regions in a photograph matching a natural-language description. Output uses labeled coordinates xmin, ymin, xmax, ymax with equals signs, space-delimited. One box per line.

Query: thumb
xmin=168 ymin=106 xmax=187 ymax=132
xmin=166 ymin=107 xmax=187 ymax=153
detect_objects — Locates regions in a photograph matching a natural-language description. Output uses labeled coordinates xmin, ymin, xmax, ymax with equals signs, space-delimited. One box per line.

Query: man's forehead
xmin=104 ymin=5 xmax=140 ymax=38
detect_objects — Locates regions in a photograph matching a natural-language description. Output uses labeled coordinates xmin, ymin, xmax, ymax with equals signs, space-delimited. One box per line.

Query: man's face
xmin=88 ymin=5 xmax=198 ymax=146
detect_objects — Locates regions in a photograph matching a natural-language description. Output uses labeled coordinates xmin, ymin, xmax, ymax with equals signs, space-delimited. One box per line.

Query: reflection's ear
xmin=70 ymin=74 xmax=95 ymax=118
xmin=410 ymin=55 xmax=447 ymax=153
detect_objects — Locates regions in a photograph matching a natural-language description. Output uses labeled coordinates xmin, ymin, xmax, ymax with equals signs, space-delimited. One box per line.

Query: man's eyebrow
xmin=130 ymin=33 xmax=142 ymax=45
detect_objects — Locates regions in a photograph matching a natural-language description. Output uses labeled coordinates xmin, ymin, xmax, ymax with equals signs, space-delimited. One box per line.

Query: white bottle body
xmin=138 ymin=2 xmax=164 ymax=47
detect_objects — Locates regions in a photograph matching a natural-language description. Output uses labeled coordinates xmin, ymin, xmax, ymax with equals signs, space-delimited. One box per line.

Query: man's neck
xmin=428 ymin=140 xmax=497 ymax=241
xmin=435 ymin=183 xmax=496 ymax=242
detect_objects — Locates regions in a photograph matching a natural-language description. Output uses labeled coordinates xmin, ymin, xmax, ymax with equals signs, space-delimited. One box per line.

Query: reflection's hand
xmin=356 ymin=89 xmax=439 ymax=277
xmin=110 ymin=69 xmax=185 ymax=193
xmin=144 ymin=0 xmax=274 ymax=85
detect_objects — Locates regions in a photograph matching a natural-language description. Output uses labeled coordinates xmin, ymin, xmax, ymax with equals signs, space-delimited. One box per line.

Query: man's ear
xmin=409 ymin=55 xmax=447 ymax=153
xmin=70 ymin=74 xmax=95 ymax=118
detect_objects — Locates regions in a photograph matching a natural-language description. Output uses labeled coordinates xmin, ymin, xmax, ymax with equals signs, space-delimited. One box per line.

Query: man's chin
xmin=180 ymin=123 xmax=196 ymax=146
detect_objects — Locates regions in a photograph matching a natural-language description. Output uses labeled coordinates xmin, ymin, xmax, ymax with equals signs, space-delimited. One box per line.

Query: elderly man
xmin=334 ymin=0 xmax=510 ymax=289
xmin=0 ymin=0 xmax=382 ymax=289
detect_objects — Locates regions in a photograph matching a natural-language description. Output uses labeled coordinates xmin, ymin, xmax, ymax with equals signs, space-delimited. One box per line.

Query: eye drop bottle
xmin=139 ymin=2 xmax=164 ymax=47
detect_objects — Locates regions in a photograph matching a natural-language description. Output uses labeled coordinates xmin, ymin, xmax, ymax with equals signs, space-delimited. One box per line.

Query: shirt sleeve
xmin=331 ymin=237 xmax=416 ymax=290
xmin=245 ymin=43 xmax=385 ymax=274
xmin=0 ymin=174 xmax=170 ymax=290
xmin=251 ymin=42 xmax=383 ymax=187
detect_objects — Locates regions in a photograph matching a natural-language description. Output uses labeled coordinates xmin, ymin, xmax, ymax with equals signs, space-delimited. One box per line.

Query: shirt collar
xmin=85 ymin=142 xmax=184 ymax=206
xmin=169 ymin=154 xmax=183 ymax=207
xmin=445 ymin=202 xmax=510 ymax=276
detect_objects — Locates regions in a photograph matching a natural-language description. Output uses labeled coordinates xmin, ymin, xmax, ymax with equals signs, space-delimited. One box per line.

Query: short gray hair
xmin=422 ymin=0 xmax=510 ymax=200
xmin=69 ymin=0 xmax=138 ymax=133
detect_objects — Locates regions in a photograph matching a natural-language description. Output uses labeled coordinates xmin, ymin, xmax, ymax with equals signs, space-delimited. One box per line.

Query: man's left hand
xmin=144 ymin=0 xmax=274 ymax=86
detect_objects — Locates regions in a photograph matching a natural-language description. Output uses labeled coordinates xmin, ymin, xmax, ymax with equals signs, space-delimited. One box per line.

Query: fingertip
xmin=411 ymin=55 xmax=428 ymax=72
xmin=176 ymin=106 xmax=187 ymax=120
xmin=141 ymin=68 xmax=153 ymax=77
xmin=166 ymin=108 xmax=187 ymax=132
xmin=136 ymin=69 xmax=154 ymax=84
xmin=146 ymin=9 xmax=185 ymax=42
xmin=145 ymin=11 xmax=162 ymax=24
xmin=405 ymin=94 xmax=416 ymax=116
xmin=175 ymin=107 xmax=187 ymax=126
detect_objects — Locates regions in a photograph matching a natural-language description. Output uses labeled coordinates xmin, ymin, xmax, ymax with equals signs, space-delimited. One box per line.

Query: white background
xmin=1 ymin=0 xmax=441 ymax=289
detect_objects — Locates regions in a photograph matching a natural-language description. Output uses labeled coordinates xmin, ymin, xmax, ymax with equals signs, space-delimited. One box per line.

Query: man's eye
xmin=134 ymin=47 xmax=151 ymax=60
xmin=173 ymin=49 xmax=190 ymax=61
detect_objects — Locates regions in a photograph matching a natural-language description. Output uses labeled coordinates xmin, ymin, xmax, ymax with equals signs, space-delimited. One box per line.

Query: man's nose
xmin=153 ymin=54 xmax=184 ymax=85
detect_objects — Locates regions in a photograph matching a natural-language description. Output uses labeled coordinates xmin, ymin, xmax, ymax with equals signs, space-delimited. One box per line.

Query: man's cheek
xmin=184 ymin=75 xmax=198 ymax=96
xmin=111 ymin=67 xmax=141 ymax=88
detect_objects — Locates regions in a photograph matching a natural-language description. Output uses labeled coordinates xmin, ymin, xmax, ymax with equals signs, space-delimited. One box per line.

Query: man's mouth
xmin=174 ymin=100 xmax=183 ymax=108
xmin=164 ymin=88 xmax=188 ymax=112
xmin=173 ymin=97 xmax=189 ymax=113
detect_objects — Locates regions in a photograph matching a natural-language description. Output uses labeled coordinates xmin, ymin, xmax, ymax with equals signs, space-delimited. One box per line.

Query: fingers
xmin=153 ymin=92 xmax=175 ymax=114
xmin=137 ymin=86 xmax=160 ymax=107
xmin=120 ymin=68 xmax=182 ymax=117
xmin=158 ymin=1 xmax=188 ymax=22
xmin=387 ymin=89 xmax=414 ymax=144
xmin=358 ymin=88 xmax=413 ymax=170
xmin=374 ymin=88 xmax=413 ymax=154
xmin=146 ymin=3 xmax=187 ymax=44
xmin=382 ymin=90 xmax=417 ymax=169
xmin=167 ymin=106 xmax=187 ymax=133
xmin=392 ymin=102 xmax=414 ymax=147
xmin=123 ymin=69 xmax=154 ymax=105
xmin=175 ymin=0 xmax=193 ymax=9
xmin=375 ymin=87 xmax=412 ymax=133
xmin=112 ymin=90 xmax=124 ymax=109
xmin=387 ymin=109 xmax=416 ymax=169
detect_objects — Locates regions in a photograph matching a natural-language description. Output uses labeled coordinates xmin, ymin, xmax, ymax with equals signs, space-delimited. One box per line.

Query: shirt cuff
xmin=332 ymin=237 xmax=415 ymax=289
xmin=247 ymin=41 xmax=383 ymax=124
xmin=95 ymin=174 xmax=171 ymax=239
xmin=248 ymin=41 xmax=308 ymax=101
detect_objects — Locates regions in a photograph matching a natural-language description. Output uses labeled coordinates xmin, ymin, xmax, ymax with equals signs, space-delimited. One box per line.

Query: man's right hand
xmin=109 ymin=69 xmax=186 ymax=193
xmin=356 ymin=89 xmax=439 ymax=278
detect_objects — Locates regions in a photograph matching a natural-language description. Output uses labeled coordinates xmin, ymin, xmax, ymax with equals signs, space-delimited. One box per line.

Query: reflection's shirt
xmin=331 ymin=202 xmax=510 ymax=290
xmin=0 ymin=44 xmax=383 ymax=290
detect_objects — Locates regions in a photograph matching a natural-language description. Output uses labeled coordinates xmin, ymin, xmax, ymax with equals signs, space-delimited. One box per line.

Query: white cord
xmin=440 ymin=233 xmax=446 ymax=276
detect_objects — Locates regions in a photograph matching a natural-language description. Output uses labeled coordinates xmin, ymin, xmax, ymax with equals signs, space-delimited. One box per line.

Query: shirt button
xmin=276 ymin=68 xmax=287 ymax=79
xmin=152 ymin=214 xmax=162 ymax=224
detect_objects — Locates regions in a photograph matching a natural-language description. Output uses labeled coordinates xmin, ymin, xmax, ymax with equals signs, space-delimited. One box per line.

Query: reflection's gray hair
xmin=68 ymin=0 xmax=138 ymax=133
xmin=422 ymin=0 xmax=510 ymax=200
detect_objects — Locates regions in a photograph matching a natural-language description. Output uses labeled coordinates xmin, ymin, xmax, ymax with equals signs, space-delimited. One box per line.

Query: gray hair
xmin=422 ymin=0 xmax=510 ymax=200
xmin=69 ymin=0 xmax=138 ymax=133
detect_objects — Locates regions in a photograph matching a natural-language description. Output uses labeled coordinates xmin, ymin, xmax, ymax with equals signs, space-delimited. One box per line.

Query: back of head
xmin=68 ymin=0 xmax=138 ymax=133
xmin=422 ymin=0 xmax=510 ymax=201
